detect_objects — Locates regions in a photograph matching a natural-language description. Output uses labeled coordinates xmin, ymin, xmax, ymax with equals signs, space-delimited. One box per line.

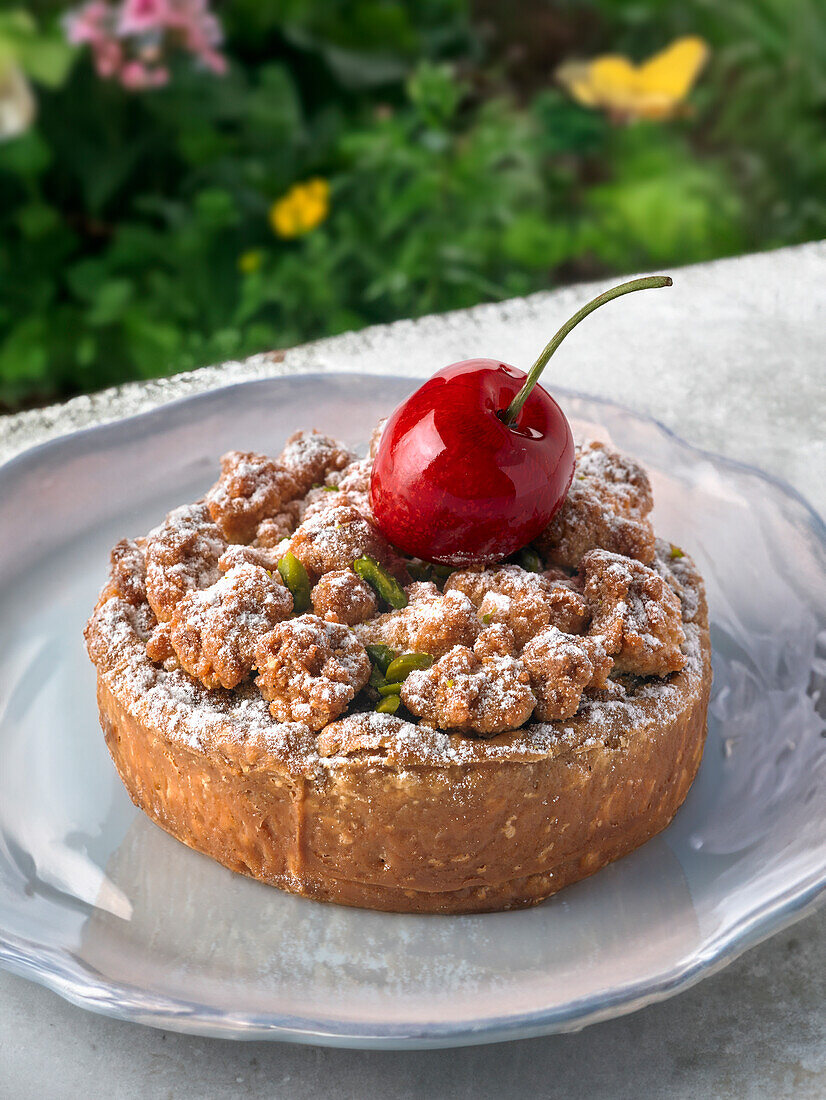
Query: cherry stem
xmin=502 ymin=275 xmax=673 ymax=425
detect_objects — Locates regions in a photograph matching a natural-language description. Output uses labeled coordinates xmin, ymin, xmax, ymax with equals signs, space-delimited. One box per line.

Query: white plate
xmin=0 ymin=373 xmax=824 ymax=1048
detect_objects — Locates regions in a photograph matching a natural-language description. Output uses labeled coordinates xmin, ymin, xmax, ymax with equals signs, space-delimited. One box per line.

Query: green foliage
xmin=579 ymin=127 xmax=744 ymax=267
xmin=0 ymin=10 xmax=75 ymax=87
xmin=592 ymin=0 xmax=826 ymax=246
xmin=0 ymin=0 xmax=819 ymax=408
xmin=225 ymin=0 xmax=473 ymax=88
xmin=696 ymin=0 xmax=826 ymax=246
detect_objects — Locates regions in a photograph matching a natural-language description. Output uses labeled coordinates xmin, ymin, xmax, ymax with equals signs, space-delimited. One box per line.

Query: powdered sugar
xmin=89 ymin=597 xmax=314 ymax=764
xmin=87 ymin=428 xmax=708 ymax=762
xmin=279 ymin=430 xmax=354 ymax=494
xmin=356 ymin=584 xmax=478 ymax=658
xmin=144 ymin=502 xmax=225 ymax=622
xmin=400 ymin=646 xmax=536 ymax=735
xmin=164 ymin=562 xmax=292 ymax=689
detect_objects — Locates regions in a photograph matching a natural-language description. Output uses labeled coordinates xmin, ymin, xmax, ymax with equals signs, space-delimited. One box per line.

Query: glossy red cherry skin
xmin=370 ymin=359 xmax=575 ymax=566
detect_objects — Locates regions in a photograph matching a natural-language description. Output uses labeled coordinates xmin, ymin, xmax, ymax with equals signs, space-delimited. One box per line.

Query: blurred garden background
xmin=1 ymin=0 xmax=824 ymax=410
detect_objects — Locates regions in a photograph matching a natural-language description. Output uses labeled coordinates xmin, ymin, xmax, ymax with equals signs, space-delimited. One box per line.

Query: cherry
xmin=370 ymin=276 xmax=672 ymax=566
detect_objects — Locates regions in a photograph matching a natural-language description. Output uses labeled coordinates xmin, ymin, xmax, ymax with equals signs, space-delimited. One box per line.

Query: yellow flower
xmin=269 ymin=178 xmax=330 ymax=238
xmin=556 ymin=36 xmax=709 ymax=121
xmin=237 ymin=249 xmax=263 ymax=274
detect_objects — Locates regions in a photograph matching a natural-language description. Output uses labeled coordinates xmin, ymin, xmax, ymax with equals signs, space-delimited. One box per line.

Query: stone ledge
xmin=2 ymin=241 xmax=824 ymax=514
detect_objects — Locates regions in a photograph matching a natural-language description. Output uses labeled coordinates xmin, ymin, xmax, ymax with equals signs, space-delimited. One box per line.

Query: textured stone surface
xmin=1 ymin=911 xmax=825 ymax=1099
xmin=1 ymin=242 xmax=824 ymax=1097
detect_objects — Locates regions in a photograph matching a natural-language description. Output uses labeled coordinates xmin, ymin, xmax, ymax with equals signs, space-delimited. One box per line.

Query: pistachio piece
xmin=353 ymin=554 xmax=408 ymax=609
xmin=276 ymin=551 xmax=310 ymax=613
xmin=385 ymin=651 xmax=434 ymax=683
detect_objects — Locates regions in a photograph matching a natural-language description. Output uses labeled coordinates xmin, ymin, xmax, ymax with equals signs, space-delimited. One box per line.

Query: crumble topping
xmin=368 ymin=418 xmax=387 ymax=458
xmin=445 ymin=565 xmax=588 ymax=647
xmin=159 ymin=563 xmax=293 ymax=690
xmin=535 ymin=439 xmax=656 ymax=567
xmin=206 ymin=431 xmax=353 ymax=544
xmin=88 ymin=424 xmax=701 ymax=743
xmin=311 ymin=569 xmax=378 ymax=625
xmin=254 ymin=511 xmax=299 ymax=548
xmin=218 ymin=542 xmax=282 ymax=573
xmin=521 ymin=627 xmax=612 ymax=721
xmin=581 ymin=548 xmax=686 ymax=676
xmin=287 ymin=504 xmax=407 ymax=582
xmin=145 ymin=619 xmax=175 ymax=664
xmin=206 ymin=450 xmax=299 ymax=543
xmin=301 ymin=457 xmax=375 ymax=522
xmin=355 ymin=582 xmax=479 ymax=658
xmin=336 ymin=457 xmax=372 ymax=494
xmin=144 ymin=503 xmax=225 ymax=622
xmin=255 ymin=614 xmax=371 ymax=730
xmin=473 ymin=623 xmax=518 ymax=658
xmin=278 ymin=429 xmax=354 ymax=494
xmin=107 ymin=537 xmax=148 ymax=606
xmin=576 ymin=438 xmax=653 ymax=515
xmin=400 ymin=645 xmax=536 ymax=736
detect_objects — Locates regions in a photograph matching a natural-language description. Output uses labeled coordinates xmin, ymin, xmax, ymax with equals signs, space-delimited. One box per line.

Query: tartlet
xmin=85 ymin=427 xmax=711 ymax=913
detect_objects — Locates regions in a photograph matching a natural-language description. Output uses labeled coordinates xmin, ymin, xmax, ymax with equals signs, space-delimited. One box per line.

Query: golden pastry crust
xmin=85 ymin=432 xmax=712 ymax=914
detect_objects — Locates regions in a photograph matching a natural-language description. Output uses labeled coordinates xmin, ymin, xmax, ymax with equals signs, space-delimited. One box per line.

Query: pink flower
xmin=63 ymin=0 xmax=226 ymax=91
xmin=64 ymin=1 xmax=110 ymax=45
xmin=118 ymin=0 xmax=169 ymax=34
xmin=120 ymin=59 xmax=168 ymax=88
xmin=94 ymin=39 xmax=123 ymax=78
xmin=199 ymin=49 xmax=226 ymax=75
